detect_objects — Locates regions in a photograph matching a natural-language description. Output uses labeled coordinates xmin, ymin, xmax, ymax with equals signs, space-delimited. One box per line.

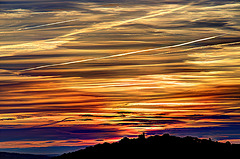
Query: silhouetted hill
xmin=53 ymin=133 xmax=240 ymax=158
xmin=0 ymin=152 xmax=50 ymax=159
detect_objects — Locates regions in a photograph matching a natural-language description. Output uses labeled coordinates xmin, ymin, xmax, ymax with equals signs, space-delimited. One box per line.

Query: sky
xmin=0 ymin=0 xmax=240 ymax=155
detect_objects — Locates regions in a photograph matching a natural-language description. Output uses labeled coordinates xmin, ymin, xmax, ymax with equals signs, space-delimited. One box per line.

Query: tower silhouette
xmin=138 ymin=132 xmax=146 ymax=140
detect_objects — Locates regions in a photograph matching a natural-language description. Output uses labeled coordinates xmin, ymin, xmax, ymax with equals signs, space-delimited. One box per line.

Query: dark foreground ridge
xmin=0 ymin=152 xmax=50 ymax=159
xmin=53 ymin=133 xmax=240 ymax=158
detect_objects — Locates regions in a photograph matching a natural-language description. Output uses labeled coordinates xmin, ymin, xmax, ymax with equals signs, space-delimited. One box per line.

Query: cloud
xmin=147 ymin=124 xmax=240 ymax=143
xmin=0 ymin=146 xmax=84 ymax=155
xmin=173 ymin=114 xmax=232 ymax=120
xmin=119 ymin=118 xmax=185 ymax=125
xmin=0 ymin=0 xmax=77 ymax=10
xmin=1 ymin=0 xmax=240 ymax=154
xmin=0 ymin=9 xmax=32 ymax=19
xmin=0 ymin=126 xmax=122 ymax=142
xmin=0 ymin=118 xmax=15 ymax=121
xmin=0 ymin=3 xmax=191 ymax=58
xmin=61 ymin=42 xmax=162 ymax=50
xmin=18 ymin=34 xmax=222 ymax=73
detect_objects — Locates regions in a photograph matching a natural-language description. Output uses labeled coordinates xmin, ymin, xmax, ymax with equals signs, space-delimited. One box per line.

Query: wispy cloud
xmin=1 ymin=0 xmax=240 ymax=153
xmin=0 ymin=3 xmax=191 ymax=57
xmin=18 ymin=34 xmax=224 ymax=72
xmin=17 ymin=19 xmax=81 ymax=31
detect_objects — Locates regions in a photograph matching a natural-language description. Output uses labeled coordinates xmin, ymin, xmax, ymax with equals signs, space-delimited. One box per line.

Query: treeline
xmin=53 ymin=133 xmax=239 ymax=158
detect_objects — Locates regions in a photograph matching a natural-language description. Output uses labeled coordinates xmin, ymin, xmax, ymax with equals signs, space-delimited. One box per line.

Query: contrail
xmin=60 ymin=4 xmax=192 ymax=38
xmin=17 ymin=19 xmax=80 ymax=31
xmin=151 ymin=36 xmax=238 ymax=56
xmin=0 ymin=4 xmax=192 ymax=57
xmin=18 ymin=34 xmax=224 ymax=73
xmin=17 ymin=4 xmax=191 ymax=33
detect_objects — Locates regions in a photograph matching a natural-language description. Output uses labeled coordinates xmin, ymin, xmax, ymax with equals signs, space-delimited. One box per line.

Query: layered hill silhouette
xmin=0 ymin=152 xmax=50 ymax=159
xmin=53 ymin=133 xmax=239 ymax=158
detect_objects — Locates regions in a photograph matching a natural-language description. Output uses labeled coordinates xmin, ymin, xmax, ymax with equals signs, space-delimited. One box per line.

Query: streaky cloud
xmin=18 ymin=34 xmax=225 ymax=73
xmin=17 ymin=18 xmax=81 ymax=31
xmin=152 ymin=40 xmax=240 ymax=56
xmin=59 ymin=3 xmax=192 ymax=38
xmin=0 ymin=3 xmax=192 ymax=57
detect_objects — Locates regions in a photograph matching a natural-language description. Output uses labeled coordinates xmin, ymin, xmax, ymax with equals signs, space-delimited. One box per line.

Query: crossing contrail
xmin=0 ymin=4 xmax=192 ymax=57
xmin=60 ymin=4 xmax=192 ymax=38
xmin=17 ymin=4 xmax=191 ymax=33
xmin=18 ymin=34 xmax=224 ymax=73
xmin=17 ymin=19 xmax=80 ymax=31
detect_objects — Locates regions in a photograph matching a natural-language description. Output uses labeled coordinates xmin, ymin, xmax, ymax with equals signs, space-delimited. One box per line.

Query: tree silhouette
xmin=53 ymin=134 xmax=239 ymax=158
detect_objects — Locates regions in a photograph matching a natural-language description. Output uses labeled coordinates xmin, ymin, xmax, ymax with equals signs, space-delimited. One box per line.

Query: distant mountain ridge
xmin=0 ymin=152 xmax=50 ymax=159
xmin=53 ymin=133 xmax=240 ymax=158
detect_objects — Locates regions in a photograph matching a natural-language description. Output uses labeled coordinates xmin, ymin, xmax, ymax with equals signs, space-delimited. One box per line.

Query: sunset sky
xmin=0 ymin=0 xmax=240 ymax=155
